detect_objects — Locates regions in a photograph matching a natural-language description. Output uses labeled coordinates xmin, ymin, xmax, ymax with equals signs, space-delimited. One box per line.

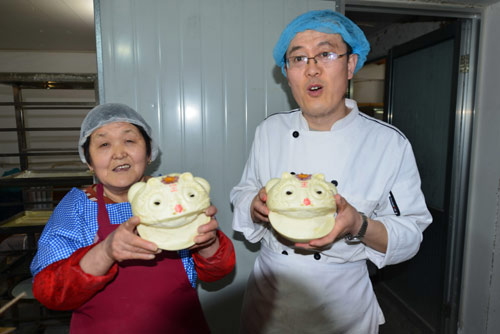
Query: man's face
xmin=285 ymin=31 xmax=357 ymax=128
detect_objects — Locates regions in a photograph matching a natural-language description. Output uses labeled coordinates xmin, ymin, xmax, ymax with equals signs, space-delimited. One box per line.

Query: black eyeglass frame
xmin=285 ymin=51 xmax=350 ymax=69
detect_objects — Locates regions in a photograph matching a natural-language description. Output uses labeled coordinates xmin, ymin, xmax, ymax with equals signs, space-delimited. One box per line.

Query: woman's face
xmin=88 ymin=122 xmax=149 ymax=199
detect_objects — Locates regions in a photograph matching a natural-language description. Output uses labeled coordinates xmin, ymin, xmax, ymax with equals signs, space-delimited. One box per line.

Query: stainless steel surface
xmin=0 ymin=72 xmax=97 ymax=170
xmin=443 ymin=18 xmax=479 ymax=334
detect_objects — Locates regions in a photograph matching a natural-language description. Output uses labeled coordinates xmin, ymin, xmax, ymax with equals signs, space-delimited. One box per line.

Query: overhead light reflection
xmin=116 ymin=43 xmax=132 ymax=59
xmin=184 ymin=104 xmax=200 ymax=123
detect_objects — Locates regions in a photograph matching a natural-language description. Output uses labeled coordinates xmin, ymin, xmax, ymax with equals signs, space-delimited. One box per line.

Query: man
xmin=230 ymin=9 xmax=432 ymax=333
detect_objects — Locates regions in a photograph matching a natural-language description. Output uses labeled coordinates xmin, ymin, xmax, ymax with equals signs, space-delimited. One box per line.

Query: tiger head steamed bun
xmin=265 ymin=172 xmax=337 ymax=243
xmin=128 ymin=172 xmax=211 ymax=250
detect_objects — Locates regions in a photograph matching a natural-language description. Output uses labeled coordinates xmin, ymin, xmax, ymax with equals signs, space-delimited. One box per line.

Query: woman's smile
xmin=88 ymin=122 xmax=148 ymax=202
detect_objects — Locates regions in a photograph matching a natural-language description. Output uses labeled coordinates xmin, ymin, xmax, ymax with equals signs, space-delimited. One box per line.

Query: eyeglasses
xmin=285 ymin=51 xmax=348 ymax=69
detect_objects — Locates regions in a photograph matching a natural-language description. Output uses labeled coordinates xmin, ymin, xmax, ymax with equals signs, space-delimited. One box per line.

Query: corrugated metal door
xmin=95 ymin=0 xmax=339 ymax=332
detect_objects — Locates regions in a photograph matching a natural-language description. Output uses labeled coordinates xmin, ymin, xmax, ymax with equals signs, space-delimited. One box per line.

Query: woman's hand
xmin=79 ymin=216 xmax=159 ymax=276
xmin=190 ymin=205 xmax=220 ymax=258
xmin=102 ymin=216 xmax=160 ymax=262
xmin=250 ymin=187 xmax=269 ymax=223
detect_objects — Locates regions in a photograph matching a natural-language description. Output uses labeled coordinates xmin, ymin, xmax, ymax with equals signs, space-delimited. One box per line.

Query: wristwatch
xmin=345 ymin=212 xmax=368 ymax=244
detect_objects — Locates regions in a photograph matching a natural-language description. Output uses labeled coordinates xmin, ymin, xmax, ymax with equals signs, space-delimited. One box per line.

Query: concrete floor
xmin=374 ymin=282 xmax=431 ymax=334
xmin=1 ymin=288 xmax=432 ymax=334
xmin=0 ymin=253 xmax=432 ymax=334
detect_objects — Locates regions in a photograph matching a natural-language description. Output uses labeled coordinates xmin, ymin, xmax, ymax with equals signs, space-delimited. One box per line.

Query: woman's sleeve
xmin=192 ymin=230 xmax=235 ymax=282
xmin=32 ymin=243 xmax=118 ymax=310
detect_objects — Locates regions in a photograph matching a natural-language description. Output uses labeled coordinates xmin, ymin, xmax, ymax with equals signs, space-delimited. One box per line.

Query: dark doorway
xmin=382 ymin=22 xmax=461 ymax=333
xmin=346 ymin=10 xmax=472 ymax=334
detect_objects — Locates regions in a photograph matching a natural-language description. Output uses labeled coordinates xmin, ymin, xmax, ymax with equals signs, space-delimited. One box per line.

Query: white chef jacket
xmin=230 ymin=99 xmax=432 ymax=333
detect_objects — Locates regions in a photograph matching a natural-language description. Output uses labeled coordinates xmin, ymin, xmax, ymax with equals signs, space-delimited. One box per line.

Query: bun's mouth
xmin=137 ymin=213 xmax=210 ymax=251
xmin=268 ymin=211 xmax=335 ymax=243
xmin=139 ymin=209 xmax=208 ymax=228
xmin=270 ymin=206 xmax=335 ymax=219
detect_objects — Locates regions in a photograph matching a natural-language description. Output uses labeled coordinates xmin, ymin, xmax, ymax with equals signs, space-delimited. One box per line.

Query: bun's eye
xmin=154 ymin=201 xmax=161 ymax=206
xmin=286 ymin=191 xmax=293 ymax=195
xmin=316 ymin=191 xmax=323 ymax=195
xmin=189 ymin=193 xmax=195 ymax=198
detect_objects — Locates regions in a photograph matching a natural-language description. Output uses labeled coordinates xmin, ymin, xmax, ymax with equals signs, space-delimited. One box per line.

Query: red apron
xmin=70 ymin=184 xmax=210 ymax=334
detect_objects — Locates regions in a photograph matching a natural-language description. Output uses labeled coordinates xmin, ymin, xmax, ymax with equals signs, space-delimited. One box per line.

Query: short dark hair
xmin=346 ymin=42 xmax=353 ymax=55
xmin=82 ymin=124 xmax=152 ymax=165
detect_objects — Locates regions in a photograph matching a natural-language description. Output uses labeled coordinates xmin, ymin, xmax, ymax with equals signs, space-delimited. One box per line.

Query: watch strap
xmin=345 ymin=212 xmax=368 ymax=244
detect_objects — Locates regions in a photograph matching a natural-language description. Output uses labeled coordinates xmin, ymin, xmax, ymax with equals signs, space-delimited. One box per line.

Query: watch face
xmin=344 ymin=234 xmax=363 ymax=244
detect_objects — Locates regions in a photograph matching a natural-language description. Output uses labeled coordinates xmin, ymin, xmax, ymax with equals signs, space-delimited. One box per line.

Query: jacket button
xmin=314 ymin=252 xmax=321 ymax=260
xmin=282 ymin=250 xmax=288 ymax=255
xmin=292 ymin=131 xmax=299 ymax=138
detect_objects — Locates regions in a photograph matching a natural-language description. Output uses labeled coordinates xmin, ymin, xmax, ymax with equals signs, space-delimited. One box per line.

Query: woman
xmin=30 ymin=103 xmax=235 ymax=333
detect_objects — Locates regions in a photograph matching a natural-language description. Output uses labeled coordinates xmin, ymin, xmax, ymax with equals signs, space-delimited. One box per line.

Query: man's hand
xmin=295 ymin=194 xmax=363 ymax=249
xmin=251 ymin=187 xmax=269 ymax=223
xmin=295 ymin=194 xmax=388 ymax=253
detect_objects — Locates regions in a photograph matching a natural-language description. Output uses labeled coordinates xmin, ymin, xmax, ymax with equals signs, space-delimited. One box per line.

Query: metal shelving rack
xmin=0 ymin=73 xmax=98 ymax=330
xmin=0 ymin=72 xmax=97 ymax=209
xmin=0 ymin=72 xmax=98 ymax=171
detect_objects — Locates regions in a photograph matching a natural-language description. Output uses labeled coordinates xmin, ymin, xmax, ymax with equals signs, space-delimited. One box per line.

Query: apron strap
xmin=96 ymin=183 xmax=112 ymax=241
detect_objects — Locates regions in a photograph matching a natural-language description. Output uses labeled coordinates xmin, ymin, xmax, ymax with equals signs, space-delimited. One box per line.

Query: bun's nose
xmin=175 ymin=204 xmax=183 ymax=213
xmin=303 ymin=198 xmax=311 ymax=206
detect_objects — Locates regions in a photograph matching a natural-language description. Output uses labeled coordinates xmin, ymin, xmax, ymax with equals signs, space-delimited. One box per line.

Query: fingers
xmin=258 ymin=188 xmax=267 ymax=202
xmin=104 ymin=217 xmax=160 ymax=262
xmin=295 ymin=223 xmax=342 ymax=249
xmin=204 ymin=205 xmax=218 ymax=217
xmin=121 ymin=216 xmax=141 ymax=233
xmin=295 ymin=194 xmax=354 ymax=250
xmin=306 ymin=224 xmax=343 ymax=248
xmin=198 ymin=217 xmax=219 ymax=233
xmin=335 ymin=193 xmax=347 ymax=211
xmin=251 ymin=188 xmax=269 ymax=223
xmin=193 ymin=218 xmax=218 ymax=247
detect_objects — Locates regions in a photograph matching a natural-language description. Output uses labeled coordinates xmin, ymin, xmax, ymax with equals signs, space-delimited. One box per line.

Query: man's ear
xmin=347 ymin=54 xmax=358 ymax=80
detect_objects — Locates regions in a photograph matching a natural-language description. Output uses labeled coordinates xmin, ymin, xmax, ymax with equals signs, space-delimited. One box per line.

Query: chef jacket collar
xmin=298 ymin=98 xmax=359 ymax=132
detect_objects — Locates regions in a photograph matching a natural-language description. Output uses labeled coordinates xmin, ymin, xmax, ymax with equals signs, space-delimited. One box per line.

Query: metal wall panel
xmin=95 ymin=0 xmax=338 ymax=332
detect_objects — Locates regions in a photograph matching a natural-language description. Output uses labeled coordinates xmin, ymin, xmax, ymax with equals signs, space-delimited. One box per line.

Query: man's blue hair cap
xmin=273 ymin=10 xmax=370 ymax=76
